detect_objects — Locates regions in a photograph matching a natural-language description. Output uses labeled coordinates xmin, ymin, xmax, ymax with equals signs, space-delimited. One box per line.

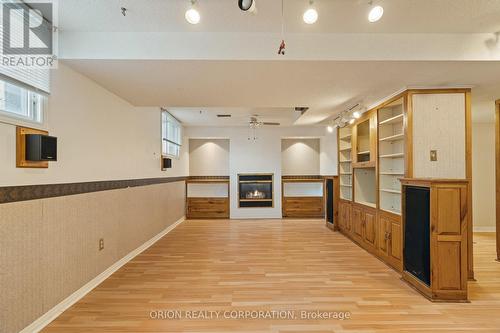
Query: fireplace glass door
xmin=238 ymin=174 xmax=273 ymax=208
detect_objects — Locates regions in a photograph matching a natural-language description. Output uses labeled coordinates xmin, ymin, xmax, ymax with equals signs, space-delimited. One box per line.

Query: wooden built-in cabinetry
xmin=401 ymin=178 xmax=469 ymax=302
xmin=282 ymin=176 xmax=325 ymax=218
xmin=334 ymin=88 xmax=472 ymax=300
xmin=186 ymin=177 xmax=230 ymax=219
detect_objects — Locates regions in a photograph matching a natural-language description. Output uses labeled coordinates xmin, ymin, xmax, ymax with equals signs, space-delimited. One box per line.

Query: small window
xmin=0 ymin=79 xmax=45 ymax=123
xmin=162 ymin=110 xmax=182 ymax=158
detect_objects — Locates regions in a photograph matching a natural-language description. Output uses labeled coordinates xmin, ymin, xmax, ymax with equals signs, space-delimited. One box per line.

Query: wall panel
xmin=0 ymin=181 xmax=185 ymax=333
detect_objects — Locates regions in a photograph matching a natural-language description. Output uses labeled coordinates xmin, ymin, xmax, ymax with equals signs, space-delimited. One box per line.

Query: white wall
xmin=320 ymin=127 xmax=338 ymax=176
xmin=281 ymin=138 xmax=320 ymax=175
xmin=472 ymin=122 xmax=496 ymax=231
xmin=189 ymin=139 xmax=229 ymax=176
xmin=185 ymin=126 xmax=336 ymax=219
xmin=0 ymin=63 xmax=188 ymax=186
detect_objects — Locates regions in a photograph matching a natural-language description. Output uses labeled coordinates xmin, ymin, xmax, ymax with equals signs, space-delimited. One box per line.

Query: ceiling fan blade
xmin=262 ymin=122 xmax=281 ymax=126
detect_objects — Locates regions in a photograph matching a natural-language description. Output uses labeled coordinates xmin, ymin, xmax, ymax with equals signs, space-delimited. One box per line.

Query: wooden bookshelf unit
xmin=334 ymin=88 xmax=473 ymax=300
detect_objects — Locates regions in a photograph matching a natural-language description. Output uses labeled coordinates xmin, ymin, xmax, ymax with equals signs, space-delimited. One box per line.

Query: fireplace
xmin=238 ymin=174 xmax=274 ymax=208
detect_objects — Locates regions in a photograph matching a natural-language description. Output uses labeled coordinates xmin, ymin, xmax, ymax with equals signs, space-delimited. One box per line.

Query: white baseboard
xmin=473 ymin=226 xmax=496 ymax=232
xmin=20 ymin=216 xmax=186 ymax=333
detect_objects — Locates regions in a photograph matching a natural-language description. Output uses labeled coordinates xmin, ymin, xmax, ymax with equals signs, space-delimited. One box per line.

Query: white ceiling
xmin=63 ymin=60 xmax=500 ymax=124
xmin=168 ymin=107 xmax=301 ymax=126
xmin=59 ymin=0 xmax=500 ymax=33
xmin=58 ymin=1 xmax=500 ymax=125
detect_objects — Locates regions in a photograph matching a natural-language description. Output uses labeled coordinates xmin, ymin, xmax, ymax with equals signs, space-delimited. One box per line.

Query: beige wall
xmin=189 ymin=139 xmax=230 ymax=176
xmin=0 ymin=181 xmax=185 ymax=333
xmin=0 ymin=63 xmax=188 ymax=187
xmin=0 ymin=63 xmax=189 ymax=333
xmin=412 ymin=93 xmax=466 ymax=179
xmin=472 ymin=122 xmax=496 ymax=230
xmin=281 ymin=138 xmax=320 ymax=175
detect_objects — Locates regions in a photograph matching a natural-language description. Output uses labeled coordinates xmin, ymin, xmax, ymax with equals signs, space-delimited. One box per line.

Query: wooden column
xmin=496 ymin=100 xmax=500 ymax=261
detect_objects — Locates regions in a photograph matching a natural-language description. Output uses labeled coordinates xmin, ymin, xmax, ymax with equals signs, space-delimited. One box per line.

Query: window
xmin=162 ymin=110 xmax=182 ymax=158
xmin=0 ymin=79 xmax=45 ymax=123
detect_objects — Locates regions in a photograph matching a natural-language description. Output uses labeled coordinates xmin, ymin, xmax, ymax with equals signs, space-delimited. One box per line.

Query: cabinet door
xmin=338 ymin=203 xmax=345 ymax=230
xmin=364 ymin=210 xmax=377 ymax=247
xmin=378 ymin=215 xmax=391 ymax=257
xmin=352 ymin=206 xmax=363 ymax=238
xmin=345 ymin=203 xmax=352 ymax=232
xmin=390 ymin=218 xmax=402 ymax=261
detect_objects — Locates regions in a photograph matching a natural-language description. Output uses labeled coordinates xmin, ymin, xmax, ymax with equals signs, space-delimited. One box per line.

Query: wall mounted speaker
xmin=162 ymin=157 xmax=172 ymax=170
xmin=25 ymin=134 xmax=57 ymax=161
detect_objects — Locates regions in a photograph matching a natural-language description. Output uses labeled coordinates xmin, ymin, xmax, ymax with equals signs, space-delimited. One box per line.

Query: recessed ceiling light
xmin=368 ymin=5 xmax=384 ymax=23
xmin=327 ymin=126 xmax=334 ymax=133
xmin=238 ymin=0 xmax=257 ymax=13
xmin=303 ymin=1 xmax=318 ymax=24
xmin=185 ymin=1 xmax=200 ymax=24
xmin=353 ymin=111 xmax=361 ymax=119
xmin=349 ymin=118 xmax=355 ymax=124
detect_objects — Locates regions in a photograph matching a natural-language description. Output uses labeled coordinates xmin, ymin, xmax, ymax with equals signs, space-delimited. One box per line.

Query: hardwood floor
xmin=42 ymin=220 xmax=500 ymax=332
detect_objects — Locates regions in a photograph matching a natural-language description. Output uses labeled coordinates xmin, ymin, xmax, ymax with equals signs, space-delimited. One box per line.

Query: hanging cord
xmin=278 ymin=0 xmax=286 ymax=55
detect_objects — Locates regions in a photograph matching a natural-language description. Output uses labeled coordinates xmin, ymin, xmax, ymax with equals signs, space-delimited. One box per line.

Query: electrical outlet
xmin=430 ymin=150 xmax=438 ymax=161
xmin=99 ymin=238 xmax=104 ymax=251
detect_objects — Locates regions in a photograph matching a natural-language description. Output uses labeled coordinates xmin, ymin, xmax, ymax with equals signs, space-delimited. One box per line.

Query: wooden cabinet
xmin=187 ymin=198 xmax=229 ymax=219
xmin=378 ymin=212 xmax=403 ymax=271
xmin=344 ymin=203 xmax=378 ymax=252
xmin=334 ymin=88 xmax=473 ymax=300
xmin=283 ymin=197 xmax=324 ymax=218
xmin=401 ymin=178 xmax=469 ymax=302
xmin=338 ymin=200 xmax=352 ymax=232
xmin=353 ymin=112 xmax=377 ymax=168
xmin=363 ymin=209 xmax=377 ymax=247
xmin=352 ymin=205 xmax=363 ymax=240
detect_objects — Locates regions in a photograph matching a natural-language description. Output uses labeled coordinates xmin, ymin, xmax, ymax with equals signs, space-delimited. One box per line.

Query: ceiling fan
xmin=249 ymin=116 xmax=280 ymax=127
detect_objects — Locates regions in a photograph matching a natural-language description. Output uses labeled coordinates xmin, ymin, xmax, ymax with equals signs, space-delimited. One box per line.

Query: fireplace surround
xmin=238 ymin=174 xmax=274 ymax=208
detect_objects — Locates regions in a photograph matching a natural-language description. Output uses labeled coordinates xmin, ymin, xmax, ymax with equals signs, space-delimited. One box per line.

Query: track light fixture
xmin=185 ymin=0 xmax=200 ymax=25
xmin=368 ymin=1 xmax=384 ymax=23
xmin=303 ymin=1 xmax=318 ymax=24
xmin=238 ymin=0 xmax=257 ymax=13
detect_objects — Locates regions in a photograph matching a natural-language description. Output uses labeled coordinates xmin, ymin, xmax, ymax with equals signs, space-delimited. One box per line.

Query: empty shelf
xmin=380 ymin=172 xmax=404 ymax=175
xmin=380 ymin=188 xmax=401 ymax=194
xmin=340 ymin=160 xmax=352 ymax=163
xmin=380 ymin=153 xmax=404 ymax=158
xmin=340 ymin=173 xmax=353 ymax=175
xmin=357 ymin=151 xmax=370 ymax=155
xmin=380 ymin=208 xmax=402 ymax=216
xmin=340 ymin=184 xmax=352 ymax=187
xmin=379 ymin=133 xmax=404 ymax=142
xmin=340 ymin=147 xmax=352 ymax=152
xmin=356 ymin=200 xmax=376 ymax=208
xmin=379 ymin=114 xmax=403 ymax=125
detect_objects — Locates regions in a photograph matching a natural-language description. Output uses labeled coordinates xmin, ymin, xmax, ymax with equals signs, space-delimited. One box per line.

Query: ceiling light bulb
xmin=303 ymin=7 xmax=318 ymax=24
xmin=349 ymin=118 xmax=355 ymax=124
xmin=368 ymin=5 xmax=384 ymax=23
xmin=185 ymin=7 xmax=200 ymax=24
xmin=353 ymin=111 xmax=361 ymax=119
xmin=327 ymin=125 xmax=334 ymax=133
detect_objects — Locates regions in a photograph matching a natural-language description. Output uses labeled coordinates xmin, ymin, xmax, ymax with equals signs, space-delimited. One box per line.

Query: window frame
xmin=161 ymin=109 xmax=182 ymax=159
xmin=0 ymin=77 xmax=47 ymax=127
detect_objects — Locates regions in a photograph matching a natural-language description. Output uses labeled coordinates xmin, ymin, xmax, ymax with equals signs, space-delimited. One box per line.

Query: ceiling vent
xmin=294 ymin=107 xmax=309 ymax=114
xmin=217 ymin=114 xmax=232 ymax=118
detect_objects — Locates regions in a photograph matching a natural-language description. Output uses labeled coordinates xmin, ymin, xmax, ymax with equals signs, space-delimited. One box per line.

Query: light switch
xmin=430 ymin=150 xmax=437 ymax=161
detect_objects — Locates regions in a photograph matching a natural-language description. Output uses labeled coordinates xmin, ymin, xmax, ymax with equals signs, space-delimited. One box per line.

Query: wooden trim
xmin=465 ymin=90 xmax=474 ymax=279
xmin=496 ymin=99 xmax=500 ymax=261
xmin=0 ymin=177 xmax=187 ymax=204
xmin=16 ymin=126 xmax=49 ymax=168
xmin=404 ymin=93 xmax=413 ymax=178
